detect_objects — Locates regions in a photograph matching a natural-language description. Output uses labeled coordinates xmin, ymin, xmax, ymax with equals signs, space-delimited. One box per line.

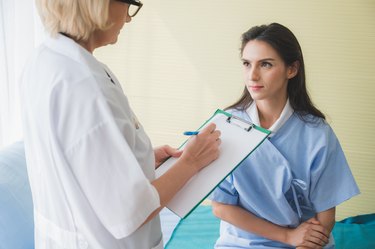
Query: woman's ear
xmin=287 ymin=61 xmax=299 ymax=79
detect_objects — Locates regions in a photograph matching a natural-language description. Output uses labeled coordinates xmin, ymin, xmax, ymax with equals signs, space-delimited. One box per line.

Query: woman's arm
xmin=316 ymin=207 xmax=336 ymax=233
xmin=212 ymin=201 xmax=330 ymax=248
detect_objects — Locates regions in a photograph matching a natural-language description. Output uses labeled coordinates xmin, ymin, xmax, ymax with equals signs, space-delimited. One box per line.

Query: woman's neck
xmin=77 ymin=38 xmax=96 ymax=54
xmin=256 ymin=98 xmax=287 ymax=129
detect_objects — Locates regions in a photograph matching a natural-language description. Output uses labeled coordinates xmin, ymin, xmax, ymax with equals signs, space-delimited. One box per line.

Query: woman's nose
xmin=249 ymin=67 xmax=260 ymax=81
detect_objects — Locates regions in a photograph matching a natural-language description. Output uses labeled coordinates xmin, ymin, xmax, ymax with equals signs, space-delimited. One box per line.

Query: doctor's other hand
xmin=287 ymin=217 xmax=329 ymax=249
xmin=154 ymin=145 xmax=183 ymax=168
xmin=180 ymin=123 xmax=221 ymax=172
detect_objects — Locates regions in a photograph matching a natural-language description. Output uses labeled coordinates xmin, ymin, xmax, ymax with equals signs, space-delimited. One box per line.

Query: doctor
xmin=20 ymin=0 xmax=221 ymax=249
xmin=209 ymin=23 xmax=359 ymax=249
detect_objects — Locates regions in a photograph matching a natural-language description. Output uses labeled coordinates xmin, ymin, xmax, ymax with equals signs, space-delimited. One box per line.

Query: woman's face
xmin=242 ymin=40 xmax=297 ymax=104
xmin=95 ymin=1 xmax=132 ymax=46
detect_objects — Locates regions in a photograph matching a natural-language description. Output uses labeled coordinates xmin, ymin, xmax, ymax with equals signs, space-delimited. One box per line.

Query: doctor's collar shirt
xmin=20 ymin=34 xmax=163 ymax=249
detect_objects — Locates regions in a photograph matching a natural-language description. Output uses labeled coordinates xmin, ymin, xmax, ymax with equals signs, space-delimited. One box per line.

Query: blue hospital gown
xmin=210 ymin=110 xmax=360 ymax=249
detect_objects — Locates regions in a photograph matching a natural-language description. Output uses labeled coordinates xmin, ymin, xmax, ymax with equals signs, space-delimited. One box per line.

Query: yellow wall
xmin=95 ymin=0 xmax=375 ymax=220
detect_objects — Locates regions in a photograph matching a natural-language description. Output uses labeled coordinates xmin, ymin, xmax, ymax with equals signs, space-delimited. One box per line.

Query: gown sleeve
xmin=309 ymin=125 xmax=360 ymax=213
xmin=209 ymin=174 xmax=239 ymax=205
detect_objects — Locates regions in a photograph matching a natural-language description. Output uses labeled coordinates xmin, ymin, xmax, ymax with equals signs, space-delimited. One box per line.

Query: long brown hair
xmin=227 ymin=23 xmax=325 ymax=121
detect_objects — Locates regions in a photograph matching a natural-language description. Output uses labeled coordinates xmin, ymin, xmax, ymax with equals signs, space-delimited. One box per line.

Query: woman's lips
xmin=249 ymin=85 xmax=264 ymax=91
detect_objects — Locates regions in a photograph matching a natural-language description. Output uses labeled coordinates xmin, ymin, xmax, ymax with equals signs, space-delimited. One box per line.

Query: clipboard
xmin=155 ymin=109 xmax=270 ymax=218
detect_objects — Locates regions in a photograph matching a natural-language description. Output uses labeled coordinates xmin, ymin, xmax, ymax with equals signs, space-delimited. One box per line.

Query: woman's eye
xmin=242 ymin=61 xmax=250 ymax=67
xmin=261 ymin=62 xmax=272 ymax=68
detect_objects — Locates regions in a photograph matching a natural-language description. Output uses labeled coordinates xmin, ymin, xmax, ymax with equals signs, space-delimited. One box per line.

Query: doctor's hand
xmin=180 ymin=123 xmax=221 ymax=173
xmin=287 ymin=218 xmax=329 ymax=249
xmin=154 ymin=145 xmax=182 ymax=168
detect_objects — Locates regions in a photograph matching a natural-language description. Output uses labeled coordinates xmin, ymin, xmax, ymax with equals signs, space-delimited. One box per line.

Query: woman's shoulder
xmin=290 ymin=113 xmax=336 ymax=139
xmin=292 ymin=113 xmax=327 ymax=127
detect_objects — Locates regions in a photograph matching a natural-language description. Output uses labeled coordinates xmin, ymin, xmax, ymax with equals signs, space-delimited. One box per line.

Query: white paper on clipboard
xmin=155 ymin=109 xmax=270 ymax=218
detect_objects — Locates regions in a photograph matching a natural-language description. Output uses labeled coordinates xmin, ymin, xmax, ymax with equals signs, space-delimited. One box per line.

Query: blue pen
xmin=183 ymin=131 xmax=199 ymax=136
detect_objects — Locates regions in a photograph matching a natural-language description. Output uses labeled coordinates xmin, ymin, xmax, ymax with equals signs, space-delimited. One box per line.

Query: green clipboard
xmin=155 ymin=109 xmax=270 ymax=219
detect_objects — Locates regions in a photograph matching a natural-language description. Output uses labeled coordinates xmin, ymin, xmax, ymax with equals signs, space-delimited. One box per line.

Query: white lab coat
xmin=20 ymin=34 xmax=163 ymax=249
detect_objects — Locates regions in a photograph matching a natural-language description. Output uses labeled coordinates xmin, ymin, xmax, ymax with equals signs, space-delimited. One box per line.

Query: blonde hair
xmin=35 ymin=0 xmax=110 ymax=41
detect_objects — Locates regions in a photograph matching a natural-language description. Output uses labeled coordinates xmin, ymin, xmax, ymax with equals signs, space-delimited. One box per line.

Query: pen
xmin=183 ymin=131 xmax=199 ymax=136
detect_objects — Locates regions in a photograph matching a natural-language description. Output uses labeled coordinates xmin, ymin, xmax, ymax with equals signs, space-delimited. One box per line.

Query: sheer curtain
xmin=0 ymin=0 xmax=44 ymax=149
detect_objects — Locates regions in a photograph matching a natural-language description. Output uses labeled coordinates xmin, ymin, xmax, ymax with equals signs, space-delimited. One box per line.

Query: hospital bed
xmin=1 ymin=142 xmax=374 ymax=249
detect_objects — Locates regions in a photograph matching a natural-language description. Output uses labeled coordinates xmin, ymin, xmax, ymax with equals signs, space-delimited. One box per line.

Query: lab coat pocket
xmin=34 ymin=210 xmax=88 ymax=249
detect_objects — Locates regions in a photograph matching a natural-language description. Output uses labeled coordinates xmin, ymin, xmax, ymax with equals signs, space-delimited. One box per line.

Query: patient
xmin=210 ymin=23 xmax=360 ymax=249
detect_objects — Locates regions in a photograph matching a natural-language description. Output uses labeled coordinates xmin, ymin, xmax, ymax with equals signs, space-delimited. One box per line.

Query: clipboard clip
xmin=226 ymin=115 xmax=254 ymax=132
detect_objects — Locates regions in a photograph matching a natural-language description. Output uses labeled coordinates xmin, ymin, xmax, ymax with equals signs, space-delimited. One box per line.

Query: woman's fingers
xmin=311 ymin=224 xmax=330 ymax=241
xmin=200 ymin=123 xmax=216 ymax=135
xmin=308 ymin=231 xmax=328 ymax=246
xmin=300 ymin=223 xmax=329 ymax=248
xmin=182 ymin=123 xmax=221 ymax=171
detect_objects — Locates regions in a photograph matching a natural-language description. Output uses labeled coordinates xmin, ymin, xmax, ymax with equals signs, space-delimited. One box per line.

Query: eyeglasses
xmin=116 ymin=0 xmax=143 ymax=17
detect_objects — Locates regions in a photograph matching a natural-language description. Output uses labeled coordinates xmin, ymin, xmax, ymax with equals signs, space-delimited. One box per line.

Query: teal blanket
xmin=166 ymin=205 xmax=375 ymax=249
xmin=333 ymin=213 xmax=375 ymax=249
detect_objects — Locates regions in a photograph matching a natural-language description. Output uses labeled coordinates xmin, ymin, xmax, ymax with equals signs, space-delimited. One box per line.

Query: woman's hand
xmin=154 ymin=145 xmax=182 ymax=169
xmin=286 ymin=218 xmax=329 ymax=249
xmin=179 ymin=123 xmax=221 ymax=173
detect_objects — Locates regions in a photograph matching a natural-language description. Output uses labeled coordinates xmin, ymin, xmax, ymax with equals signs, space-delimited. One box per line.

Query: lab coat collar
xmin=44 ymin=34 xmax=103 ymax=74
xmin=246 ymin=99 xmax=294 ymax=137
